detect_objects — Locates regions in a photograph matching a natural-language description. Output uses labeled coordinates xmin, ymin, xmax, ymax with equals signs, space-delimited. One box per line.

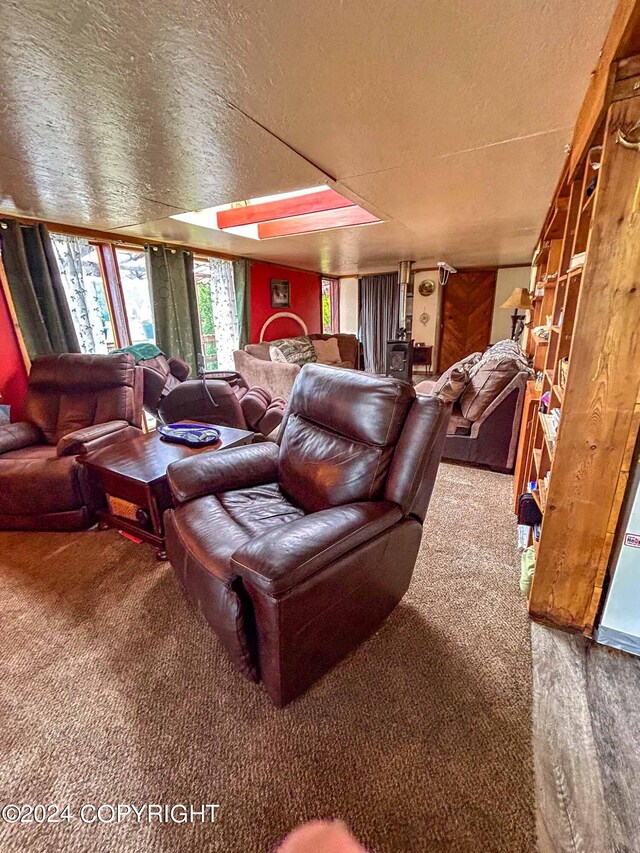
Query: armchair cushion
xmin=56 ymin=420 xmax=136 ymax=457
xmin=231 ymin=501 xmax=402 ymax=596
xmin=0 ymin=445 xmax=91 ymax=518
xmin=0 ymin=422 xmax=42 ymax=455
xmin=167 ymin=442 xmax=279 ymax=505
xmin=26 ymin=353 xmax=142 ymax=442
xmin=279 ymin=414 xmax=393 ymax=512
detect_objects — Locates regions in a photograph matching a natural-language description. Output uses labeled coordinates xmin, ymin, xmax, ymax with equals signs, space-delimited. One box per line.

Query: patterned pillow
xmin=471 ymin=340 xmax=531 ymax=377
xmin=269 ymin=346 xmax=289 ymax=363
xmin=436 ymin=366 xmax=469 ymax=402
xmin=269 ymin=336 xmax=318 ymax=366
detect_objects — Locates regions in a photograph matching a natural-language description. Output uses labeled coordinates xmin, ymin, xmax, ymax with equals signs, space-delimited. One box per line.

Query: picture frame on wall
xmin=270 ymin=278 xmax=290 ymax=308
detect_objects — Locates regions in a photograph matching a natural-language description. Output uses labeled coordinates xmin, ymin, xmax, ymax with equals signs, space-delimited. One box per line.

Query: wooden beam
xmin=216 ymin=189 xmax=352 ymax=229
xmin=257 ymin=206 xmax=379 ymax=239
xmin=529 ymin=94 xmax=640 ymax=631
xmin=569 ymin=0 xmax=640 ymax=179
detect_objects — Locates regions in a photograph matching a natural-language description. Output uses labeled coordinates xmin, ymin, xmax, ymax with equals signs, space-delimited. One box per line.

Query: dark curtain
xmin=233 ymin=258 xmax=251 ymax=350
xmin=146 ymin=245 xmax=202 ymax=374
xmin=358 ymin=272 xmax=400 ymax=373
xmin=0 ymin=220 xmax=79 ymax=358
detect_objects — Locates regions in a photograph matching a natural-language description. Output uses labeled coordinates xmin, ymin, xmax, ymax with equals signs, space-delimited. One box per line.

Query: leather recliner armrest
xmin=56 ymin=420 xmax=139 ymax=457
xmin=231 ymin=501 xmax=403 ymax=596
xmin=0 ymin=421 xmax=43 ymax=455
xmin=167 ymin=441 xmax=279 ymax=505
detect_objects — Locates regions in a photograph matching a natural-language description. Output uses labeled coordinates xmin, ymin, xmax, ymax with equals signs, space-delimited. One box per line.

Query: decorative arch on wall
xmin=259 ymin=312 xmax=308 ymax=342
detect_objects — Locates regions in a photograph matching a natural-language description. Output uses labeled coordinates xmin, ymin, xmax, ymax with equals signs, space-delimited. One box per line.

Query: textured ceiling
xmin=0 ymin=0 xmax=616 ymax=273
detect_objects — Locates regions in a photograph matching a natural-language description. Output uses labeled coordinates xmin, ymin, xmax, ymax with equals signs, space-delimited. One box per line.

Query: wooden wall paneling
xmin=529 ymin=94 xmax=640 ymax=632
xmin=437 ymin=270 xmax=496 ymax=372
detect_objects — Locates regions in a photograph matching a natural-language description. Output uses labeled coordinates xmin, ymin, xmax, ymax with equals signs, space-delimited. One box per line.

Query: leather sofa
xmin=137 ymin=352 xmax=286 ymax=437
xmin=233 ymin=333 xmax=361 ymax=400
xmin=415 ymin=340 xmax=532 ymax=473
xmin=164 ymin=363 xmax=450 ymax=706
xmin=0 ymin=353 xmax=143 ymax=530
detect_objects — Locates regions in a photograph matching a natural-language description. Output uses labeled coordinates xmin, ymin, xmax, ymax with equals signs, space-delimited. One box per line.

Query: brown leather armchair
xmin=137 ymin=352 xmax=286 ymax=437
xmin=0 ymin=353 xmax=143 ymax=530
xmin=164 ymin=363 xmax=450 ymax=706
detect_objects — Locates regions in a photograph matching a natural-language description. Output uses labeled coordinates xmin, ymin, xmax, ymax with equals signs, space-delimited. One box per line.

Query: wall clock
xmin=418 ymin=279 xmax=436 ymax=297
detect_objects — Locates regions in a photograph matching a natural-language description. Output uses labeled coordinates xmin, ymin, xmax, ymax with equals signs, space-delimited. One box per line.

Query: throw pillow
xmin=312 ymin=337 xmax=342 ymax=365
xmin=436 ymin=366 xmax=469 ymax=402
xmin=269 ymin=346 xmax=290 ymax=363
xmin=269 ymin=336 xmax=318 ymax=366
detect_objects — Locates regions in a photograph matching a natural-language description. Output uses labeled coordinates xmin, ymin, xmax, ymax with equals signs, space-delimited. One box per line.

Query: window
xmin=194 ymin=257 xmax=238 ymax=371
xmin=51 ymin=235 xmax=114 ymax=354
xmin=194 ymin=257 xmax=218 ymax=371
xmin=50 ymin=235 xmax=237 ymax=374
xmin=115 ymin=249 xmax=155 ymax=344
xmin=321 ymin=277 xmax=340 ymax=334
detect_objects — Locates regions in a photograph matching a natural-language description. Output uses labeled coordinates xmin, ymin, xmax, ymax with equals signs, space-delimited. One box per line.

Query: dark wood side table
xmin=412 ymin=344 xmax=433 ymax=376
xmin=83 ymin=424 xmax=254 ymax=559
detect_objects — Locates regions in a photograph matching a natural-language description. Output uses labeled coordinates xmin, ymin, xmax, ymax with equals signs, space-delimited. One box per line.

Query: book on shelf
xmin=569 ymin=251 xmax=586 ymax=270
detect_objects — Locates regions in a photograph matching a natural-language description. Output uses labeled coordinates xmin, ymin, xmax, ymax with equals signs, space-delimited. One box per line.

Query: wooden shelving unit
xmin=517 ymin=15 xmax=640 ymax=637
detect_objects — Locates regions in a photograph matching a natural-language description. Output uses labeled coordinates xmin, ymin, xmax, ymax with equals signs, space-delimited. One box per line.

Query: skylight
xmin=171 ymin=186 xmax=382 ymax=240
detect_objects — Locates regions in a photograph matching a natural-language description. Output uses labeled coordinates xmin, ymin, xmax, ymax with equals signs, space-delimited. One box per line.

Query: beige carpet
xmin=0 ymin=463 xmax=535 ymax=852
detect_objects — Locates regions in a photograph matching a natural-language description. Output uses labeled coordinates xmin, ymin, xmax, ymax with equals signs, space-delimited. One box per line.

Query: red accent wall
xmin=0 ymin=285 xmax=28 ymax=420
xmin=250 ymin=262 xmax=322 ymax=342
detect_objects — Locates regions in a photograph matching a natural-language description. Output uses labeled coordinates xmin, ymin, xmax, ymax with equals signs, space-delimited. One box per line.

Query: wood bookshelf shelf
xmin=539 ymin=480 xmax=548 ymax=510
xmin=531 ymin=333 xmax=549 ymax=346
xmin=581 ymin=191 xmax=595 ymax=215
xmin=538 ymin=411 xmax=556 ymax=460
xmin=517 ymin=28 xmax=640 ymax=638
xmin=533 ymin=448 xmax=542 ymax=475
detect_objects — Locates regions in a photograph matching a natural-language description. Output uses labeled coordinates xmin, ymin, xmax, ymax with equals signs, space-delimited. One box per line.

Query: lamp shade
xmin=500 ymin=288 xmax=532 ymax=310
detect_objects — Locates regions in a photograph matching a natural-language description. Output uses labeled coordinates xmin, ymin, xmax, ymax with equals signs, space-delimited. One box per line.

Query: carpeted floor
xmin=0 ymin=463 xmax=535 ymax=852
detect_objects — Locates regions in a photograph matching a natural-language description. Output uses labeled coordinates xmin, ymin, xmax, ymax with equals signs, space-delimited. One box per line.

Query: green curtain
xmin=0 ymin=220 xmax=79 ymax=357
xmin=146 ymin=245 xmax=202 ymax=374
xmin=233 ymin=258 xmax=251 ymax=349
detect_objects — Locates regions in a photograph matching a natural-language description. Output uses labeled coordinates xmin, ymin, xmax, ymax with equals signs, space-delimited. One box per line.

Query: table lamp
xmin=501 ymin=288 xmax=532 ymax=341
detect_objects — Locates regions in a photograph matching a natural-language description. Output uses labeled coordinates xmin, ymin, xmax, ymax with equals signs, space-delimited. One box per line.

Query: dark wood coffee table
xmin=83 ymin=424 xmax=253 ymax=559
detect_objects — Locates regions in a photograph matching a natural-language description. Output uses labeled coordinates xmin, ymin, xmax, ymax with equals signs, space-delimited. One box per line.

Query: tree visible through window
xmin=194 ymin=257 xmax=238 ymax=371
xmin=51 ymin=235 xmax=114 ymax=353
xmin=321 ymin=277 xmax=340 ymax=334
xmin=194 ymin=258 xmax=218 ymax=370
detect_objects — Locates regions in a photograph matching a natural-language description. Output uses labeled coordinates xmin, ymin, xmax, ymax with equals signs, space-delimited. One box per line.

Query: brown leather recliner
xmin=0 ymin=353 xmax=143 ymax=530
xmin=164 ymin=363 xmax=451 ymax=706
xmin=138 ymin=353 xmax=286 ymax=437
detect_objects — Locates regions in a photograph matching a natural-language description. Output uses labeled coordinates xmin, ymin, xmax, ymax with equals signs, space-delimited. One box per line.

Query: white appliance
xmin=597 ymin=454 xmax=640 ymax=656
